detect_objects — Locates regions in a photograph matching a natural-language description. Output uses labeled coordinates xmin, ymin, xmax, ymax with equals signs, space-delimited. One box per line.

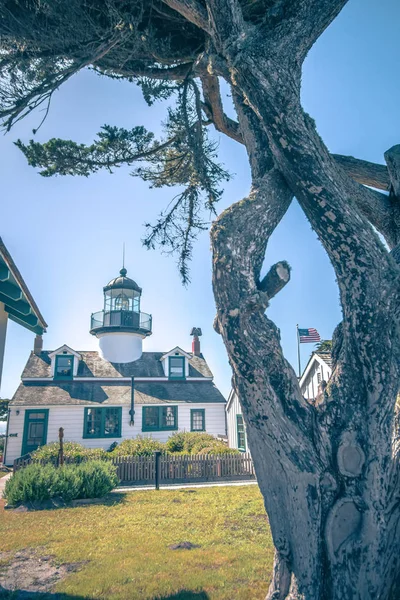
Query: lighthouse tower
xmin=90 ymin=267 xmax=152 ymax=363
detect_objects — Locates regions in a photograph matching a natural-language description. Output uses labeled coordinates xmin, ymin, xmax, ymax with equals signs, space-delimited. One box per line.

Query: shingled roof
xmin=22 ymin=351 xmax=213 ymax=379
xmin=315 ymin=351 xmax=332 ymax=368
xmin=10 ymin=380 xmax=226 ymax=406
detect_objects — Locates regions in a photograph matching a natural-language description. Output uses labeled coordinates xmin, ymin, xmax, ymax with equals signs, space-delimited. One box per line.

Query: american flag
xmin=298 ymin=327 xmax=321 ymax=343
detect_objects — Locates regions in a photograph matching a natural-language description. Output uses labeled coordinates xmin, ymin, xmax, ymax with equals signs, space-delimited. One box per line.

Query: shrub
xmin=110 ymin=436 xmax=164 ymax=457
xmin=165 ymin=432 xmax=238 ymax=455
xmin=4 ymin=463 xmax=57 ymax=505
xmin=4 ymin=460 xmax=118 ymax=506
xmin=32 ymin=441 xmax=107 ymax=463
xmin=72 ymin=461 xmax=119 ymax=499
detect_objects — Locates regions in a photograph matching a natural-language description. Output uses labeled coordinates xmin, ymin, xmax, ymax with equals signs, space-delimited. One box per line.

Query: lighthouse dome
xmin=104 ymin=268 xmax=142 ymax=293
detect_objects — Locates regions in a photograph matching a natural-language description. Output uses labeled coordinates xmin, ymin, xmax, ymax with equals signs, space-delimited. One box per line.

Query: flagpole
xmin=297 ymin=324 xmax=301 ymax=378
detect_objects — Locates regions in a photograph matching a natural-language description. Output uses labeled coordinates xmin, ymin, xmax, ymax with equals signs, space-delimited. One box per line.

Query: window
xmin=54 ymin=355 xmax=74 ymax=379
xmin=83 ymin=407 xmax=122 ymax=438
xmin=237 ymin=415 xmax=246 ymax=451
xmin=142 ymin=406 xmax=178 ymax=431
xmin=168 ymin=356 xmax=185 ymax=379
xmin=317 ymin=372 xmax=322 ymax=384
xmin=191 ymin=409 xmax=205 ymax=432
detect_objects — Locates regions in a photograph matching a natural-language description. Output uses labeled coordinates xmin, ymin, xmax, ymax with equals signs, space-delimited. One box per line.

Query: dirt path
xmin=0 ymin=548 xmax=84 ymax=597
xmin=0 ymin=472 xmax=11 ymax=498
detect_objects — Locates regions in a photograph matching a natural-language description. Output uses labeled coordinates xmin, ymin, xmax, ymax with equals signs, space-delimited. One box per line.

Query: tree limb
xmin=161 ymin=0 xmax=210 ymax=32
xmin=200 ymin=73 xmax=242 ymax=143
xmin=332 ymin=154 xmax=390 ymax=191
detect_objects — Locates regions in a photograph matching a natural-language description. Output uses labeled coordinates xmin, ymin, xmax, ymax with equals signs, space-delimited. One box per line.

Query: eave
xmin=0 ymin=237 xmax=47 ymax=335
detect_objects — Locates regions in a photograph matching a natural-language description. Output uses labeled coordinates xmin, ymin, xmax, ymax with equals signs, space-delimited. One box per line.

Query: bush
xmin=165 ymin=432 xmax=239 ymax=455
xmin=4 ymin=463 xmax=57 ymax=505
xmin=32 ymin=441 xmax=107 ymax=463
xmin=4 ymin=460 xmax=118 ymax=506
xmin=110 ymin=436 xmax=164 ymax=457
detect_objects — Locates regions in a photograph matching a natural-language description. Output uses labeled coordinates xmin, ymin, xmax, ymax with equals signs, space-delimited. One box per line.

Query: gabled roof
xmin=22 ymin=351 xmax=213 ymax=379
xmin=0 ymin=237 xmax=47 ymax=335
xmin=48 ymin=345 xmax=82 ymax=360
xmin=160 ymin=347 xmax=192 ymax=360
xmin=10 ymin=380 xmax=226 ymax=406
xmin=299 ymin=351 xmax=332 ymax=388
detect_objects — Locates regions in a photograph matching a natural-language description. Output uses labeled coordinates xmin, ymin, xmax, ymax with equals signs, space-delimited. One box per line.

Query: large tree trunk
xmin=208 ymin=2 xmax=400 ymax=598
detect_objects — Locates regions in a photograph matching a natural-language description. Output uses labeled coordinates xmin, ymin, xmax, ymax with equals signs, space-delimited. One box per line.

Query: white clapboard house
xmin=4 ymin=267 xmax=227 ymax=465
xmin=226 ymin=349 xmax=333 ymax=451
xmin=299 ymin=350 xmax=332 ymax=404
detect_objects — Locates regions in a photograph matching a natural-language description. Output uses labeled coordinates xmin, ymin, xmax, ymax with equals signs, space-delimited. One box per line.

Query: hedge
xmin=4 ymin=460 xmax=118 ymax=506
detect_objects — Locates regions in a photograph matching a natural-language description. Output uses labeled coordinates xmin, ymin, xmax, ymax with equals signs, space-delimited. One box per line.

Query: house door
xmin=22 ymin=410 xmax=49 ymax=455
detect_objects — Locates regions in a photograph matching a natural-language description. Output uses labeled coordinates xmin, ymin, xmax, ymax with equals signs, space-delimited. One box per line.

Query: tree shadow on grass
xmin=5 ymin=492 xmax=127 ymax=512
xmin=0 ymin=590 xmax=209 ymax=600
xmin=152 ymin=593 xmax=210 ymax=600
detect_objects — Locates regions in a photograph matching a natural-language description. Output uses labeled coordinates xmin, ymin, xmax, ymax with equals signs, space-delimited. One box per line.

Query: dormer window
xmin=55 ymin=355 xmax=74 ymax=379
xmin=169 ymin=356 xmax=185 ymax=379
xmin=49 ymin=345 xmax=81 ymax=379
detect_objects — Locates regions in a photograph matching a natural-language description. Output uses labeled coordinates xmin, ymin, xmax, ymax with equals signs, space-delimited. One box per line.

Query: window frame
xmin=142 ymin=405 xmax=178 ymax=432
xmin=190 ymin=408 xmax=206 ymax=432
xmin=54 ymin=354 xmax=74 ymax=380
xmin=83 ymin=407 xmax=122 ymax=439
xmin=236 ymin=414 xmax=246 ymax=452
xmin=168 ymin=356 xmax=186 ymax=380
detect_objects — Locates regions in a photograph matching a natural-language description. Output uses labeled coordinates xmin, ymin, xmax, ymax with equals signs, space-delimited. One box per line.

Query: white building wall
xmin=301 ymin=360 xmax=332 ymax=402
xmin=4 ymin=402 xmax=227 ymax=465
xmin=226 ymin=392 xmax=243 ymax=449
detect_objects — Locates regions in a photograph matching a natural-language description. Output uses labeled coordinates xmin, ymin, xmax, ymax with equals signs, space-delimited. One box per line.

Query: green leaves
xmin=0 ymin=398 xmax=10 ymax=421
xmin=15 ymin=125 xmax=156 ymax=177
xmin=15 ymin=79 xmax=230 ymax=283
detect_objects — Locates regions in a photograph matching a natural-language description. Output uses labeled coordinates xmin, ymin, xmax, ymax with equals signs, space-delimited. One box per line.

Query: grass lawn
xmin=0 ymin=484 xmax=274 ymax=600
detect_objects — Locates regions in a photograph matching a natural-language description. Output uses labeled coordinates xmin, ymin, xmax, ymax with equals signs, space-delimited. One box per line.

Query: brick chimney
xmin=190 ymin=327 xmax=202 ymax=356
xmin=34 ymin=334 xmax=43 ymax=355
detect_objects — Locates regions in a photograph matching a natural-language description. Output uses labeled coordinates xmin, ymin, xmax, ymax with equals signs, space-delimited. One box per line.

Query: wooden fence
xmin=14 ymin=453 xmax=255 ymax=486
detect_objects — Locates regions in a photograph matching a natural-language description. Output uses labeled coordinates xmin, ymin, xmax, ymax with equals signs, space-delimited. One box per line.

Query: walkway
xmin=0 ymin=472 xmax=11 ymax=497
xmin=115 ymin=480 xmax=259 ymax=493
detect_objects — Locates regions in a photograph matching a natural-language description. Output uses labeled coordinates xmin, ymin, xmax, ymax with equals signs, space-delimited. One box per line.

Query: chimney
xmin=190 ymin=327 xmax=202 ymax=357
xmin=34 ymin=334 xmax=43 ymax=355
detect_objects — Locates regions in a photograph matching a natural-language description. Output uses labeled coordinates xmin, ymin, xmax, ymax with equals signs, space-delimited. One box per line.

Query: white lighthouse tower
xmin=89 ymin=267 xmax=152 ymax=363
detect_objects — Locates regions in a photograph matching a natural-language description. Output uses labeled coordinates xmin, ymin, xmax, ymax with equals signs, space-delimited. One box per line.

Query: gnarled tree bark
xmin=207 ymin=1 xmax=400 ymax=598
xmin=1 ymin=1 xmax=400 ymax=598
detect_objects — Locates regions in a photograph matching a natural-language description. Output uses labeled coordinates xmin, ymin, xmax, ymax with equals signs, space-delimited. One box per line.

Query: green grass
xmin=0 ymin=485 xmax=274 ymax=599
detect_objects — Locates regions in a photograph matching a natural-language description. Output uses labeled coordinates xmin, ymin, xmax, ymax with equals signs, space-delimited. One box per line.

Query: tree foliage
xmin=0 ymin=399 xmax=10 ymax=421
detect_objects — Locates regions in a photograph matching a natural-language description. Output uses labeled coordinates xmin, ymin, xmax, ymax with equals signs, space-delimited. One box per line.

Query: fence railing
xmin=14 ymin=453 xmax=255 ymax=486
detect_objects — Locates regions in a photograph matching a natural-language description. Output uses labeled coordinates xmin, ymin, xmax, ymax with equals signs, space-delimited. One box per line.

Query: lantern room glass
xmin=104 ymin=288 xmax=140 ymax=313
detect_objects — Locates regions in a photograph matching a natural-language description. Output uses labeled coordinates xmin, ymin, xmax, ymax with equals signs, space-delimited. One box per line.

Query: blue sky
xmin=1 ymin=0 xmax=399 ymax=434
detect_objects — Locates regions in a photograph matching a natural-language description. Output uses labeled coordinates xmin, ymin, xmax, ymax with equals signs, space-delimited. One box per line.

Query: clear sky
xmin=1 ymin=0 xmax=399 ymax=434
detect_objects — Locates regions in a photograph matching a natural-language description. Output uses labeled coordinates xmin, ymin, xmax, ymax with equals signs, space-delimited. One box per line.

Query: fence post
xmin=58 ymin=427 xmax=64 ymax=467
xmin=154 ymin=451 xmax=161 ymax=490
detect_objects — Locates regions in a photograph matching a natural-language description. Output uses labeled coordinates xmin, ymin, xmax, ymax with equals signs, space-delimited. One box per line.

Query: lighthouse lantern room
xmin=90 ymin=267 xmax=152 ymax=363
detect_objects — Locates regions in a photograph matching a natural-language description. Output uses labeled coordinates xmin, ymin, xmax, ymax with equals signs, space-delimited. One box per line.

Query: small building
xmin=226 ymin=390 xmax=247 ymax=452
xmin=226 ymin=349 xmax=333 ymax=451
xmin=4 ymin=267 xmax=226 ymax=465
xmin=299 ymin=350 xmax=332 ymax=404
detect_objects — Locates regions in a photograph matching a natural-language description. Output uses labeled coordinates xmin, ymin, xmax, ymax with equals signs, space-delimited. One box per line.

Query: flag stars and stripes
xmin=298 ymin=328 xmax=321 ymax=343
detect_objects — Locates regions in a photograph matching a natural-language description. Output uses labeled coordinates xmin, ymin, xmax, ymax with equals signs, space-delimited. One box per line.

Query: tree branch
xmin=332 ymin=154 xmax=390 ymax=191
xmin=94 ymin=62 xmax=195 ymax=81
xmin=258 ymin=261 xmax=291 ymax=300
xmin=200 ymin=73 xmax=242 ymax=143
xmin=161 ymin=0 xmax=210 ymax=32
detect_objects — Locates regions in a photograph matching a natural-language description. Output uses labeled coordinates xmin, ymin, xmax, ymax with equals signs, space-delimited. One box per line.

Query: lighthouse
xmin=90 ymin=267 xmax=152 ymax=363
